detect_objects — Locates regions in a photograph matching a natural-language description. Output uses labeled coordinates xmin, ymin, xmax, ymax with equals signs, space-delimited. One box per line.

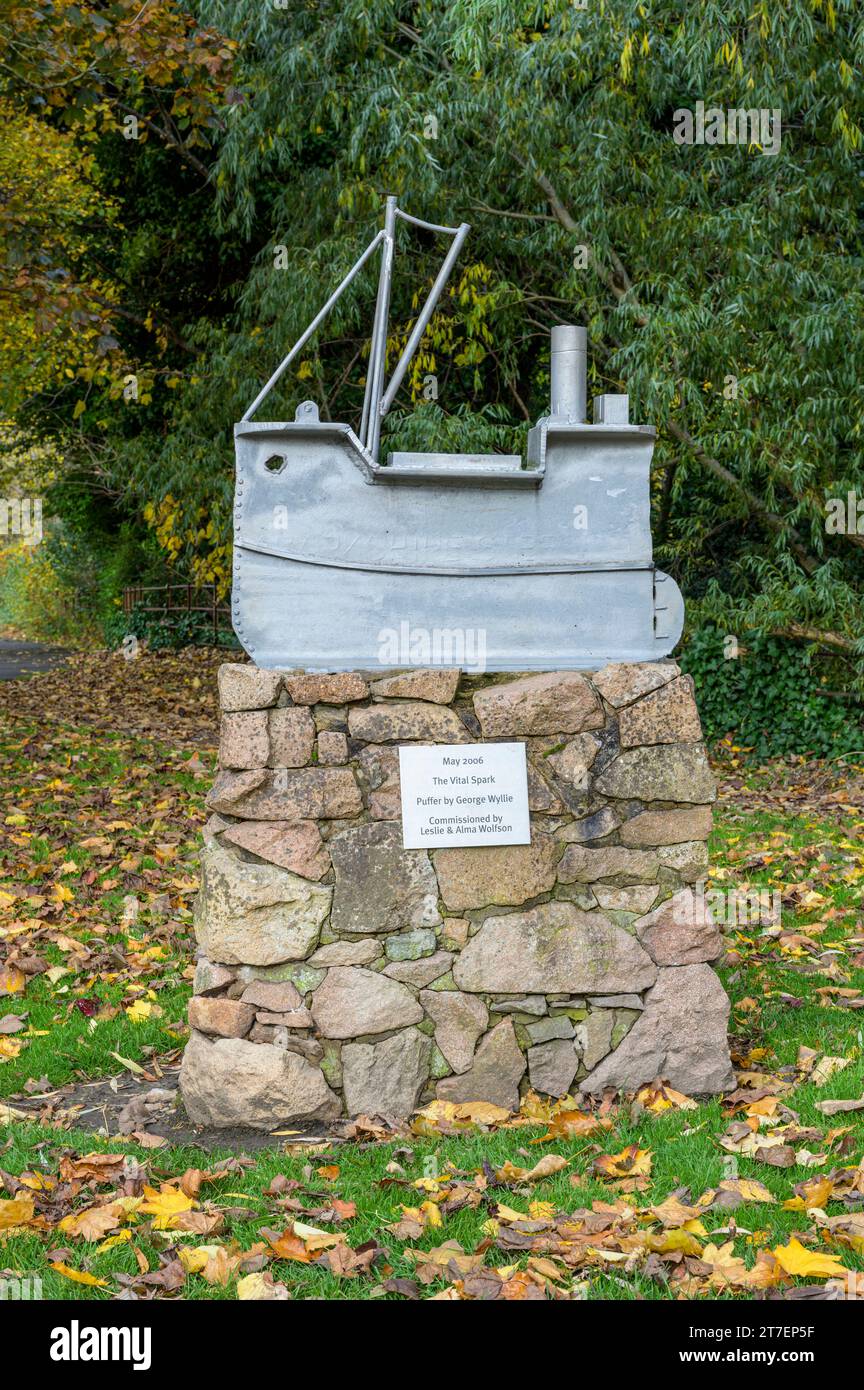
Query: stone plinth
xmin=179 ymin=663 xmax=734 ymax=1128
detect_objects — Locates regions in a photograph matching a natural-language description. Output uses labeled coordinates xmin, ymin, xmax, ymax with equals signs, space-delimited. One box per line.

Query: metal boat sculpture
xmin=232 ymin=198 xmax=684 ymax=671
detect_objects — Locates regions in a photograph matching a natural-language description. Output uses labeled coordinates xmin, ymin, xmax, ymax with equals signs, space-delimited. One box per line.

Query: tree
xmin=197 ymin=0 xmax=864 ymax=681
xmin=0 ymin=0 xmax=237 ymax=603
xmin=0 ymin=99 xmax=124 ymax=415
xmin=5 ymin=1 xmax=864 ymax=701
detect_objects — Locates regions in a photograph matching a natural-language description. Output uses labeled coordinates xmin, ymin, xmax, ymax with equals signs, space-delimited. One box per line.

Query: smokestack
xmin=550 ymin=324 xmax=587 ymax=423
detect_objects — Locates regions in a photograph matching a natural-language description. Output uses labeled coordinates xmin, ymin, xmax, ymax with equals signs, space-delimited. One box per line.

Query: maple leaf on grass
xmin=770 ymin=1237 xmax=849 ymax=1280
xmin=700 ymin=1241 xmax=754 ymax=1289
xmin=138 ymin=1184 xmax=195 ymax=1229
xmin=594 ymin=1146 xmax=653 ymax=1181
xmin=636 ymin=1082 xmax=697 ymax=1113
xmin=0 ymin=1195 xmax=36 ymax=1231
xmin=59 ymin=1201 xmax=126 ymax=1242
xmin=529 ymin=1109 xmax=612 ymax=1144
xmin=260 ymin=1224 xmax=315 ymax=1262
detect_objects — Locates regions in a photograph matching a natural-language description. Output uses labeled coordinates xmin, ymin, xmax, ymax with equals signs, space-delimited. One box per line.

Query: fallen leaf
xmin=237 ymin=1271 xmax=290 ymax=1301
xmin=49 ymin=1262 xmax=108 ymax=1287
xmin=701 ymin=1241 xmax=752 ymax=1288
xmin=771 ymin=1237 xmax=848 ymax=1280
xmin=529 ymin=1110 xmax=611 ymax=1143
xmin=815 ymin=1095 xmax=864 ymax=1116
xmin=496 ymin=1154 xmax=568 ymax=1184
xmin=0 ymin=1195 xmax=36 ymax=1230
xmin=636 ymin=1082 xmax=697 ymax=1113
xmin=810 ymin=1056 xmax=851 ymax=1087
xmin=262 ymin=1225 xmax=312 ymax=1262
xmin=594 ymin=1146 xmax=652 ymax=1180
xmin=59 ymin=1203 xmax=124 ymax=1242
xmin=138 ymin=1185 xmax=195 ymax=1229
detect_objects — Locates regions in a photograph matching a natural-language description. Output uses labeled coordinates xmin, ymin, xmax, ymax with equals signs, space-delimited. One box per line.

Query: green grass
xmin=2 ymin=721 xmax=864 ymax=1298
xmin=0 ymin=976 xmax=190 ymax=1094
xmin=0 ymin=720 xmax=208 ymax=1090
xmin=2 ymin=1064 xmax=863 ymax=1301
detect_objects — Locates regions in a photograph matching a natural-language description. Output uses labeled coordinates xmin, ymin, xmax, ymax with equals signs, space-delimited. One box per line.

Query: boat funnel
xmin=550 ymin=324 xmax=587 ymax=422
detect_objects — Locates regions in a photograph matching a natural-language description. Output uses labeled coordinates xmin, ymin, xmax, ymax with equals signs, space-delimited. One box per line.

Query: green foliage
xmin=382 ymin=402 xmax=525 ymax=457
xmin=4 ymin=1 xmax=864 ymax=730
xmin=103 ymin=602 xmax=239 ymax=651
xmin=679 ymin=625 xmax=864 ymax=758
xmin=0 ymin=543 xmax=83 ymax=644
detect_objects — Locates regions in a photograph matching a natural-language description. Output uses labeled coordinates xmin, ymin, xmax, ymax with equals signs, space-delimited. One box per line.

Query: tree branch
xmin=487 ymin=347 xmax=530 ymax=420
xmin=113 ymin=102 xmax=212 ymax=181
xmin=86 ymin=290 xmax=198 ymax=355
xmin=772 ymin=624 xmax=858 ymax=655
xmin=469 ymin=199 xmax=556 ymax=224
xmin=512 ymin=155 xmax=836 ymax=579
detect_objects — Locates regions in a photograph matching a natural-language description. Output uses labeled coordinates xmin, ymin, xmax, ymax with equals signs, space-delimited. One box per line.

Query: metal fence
xmin=122 ymin=583 xmax=231 ymax=644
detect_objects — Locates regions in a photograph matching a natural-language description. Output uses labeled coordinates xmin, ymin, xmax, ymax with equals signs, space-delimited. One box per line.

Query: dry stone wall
xmin=179 ymin=662 xmax=734 ymax=1128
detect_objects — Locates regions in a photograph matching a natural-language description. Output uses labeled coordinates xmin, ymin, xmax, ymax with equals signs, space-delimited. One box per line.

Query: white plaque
xmin=398 ymin=742 xmax=531 ymax=849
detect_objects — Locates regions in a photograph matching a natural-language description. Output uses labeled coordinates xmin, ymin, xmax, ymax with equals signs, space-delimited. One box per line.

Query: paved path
xmin=0 ymin=638 xmax=70 ymax=680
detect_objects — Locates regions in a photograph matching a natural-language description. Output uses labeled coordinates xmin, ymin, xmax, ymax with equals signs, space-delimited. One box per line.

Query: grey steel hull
xmin=232 ymin=546 xmax=683 ymax=672
xmin=231 ymin=416 xmax=685 ymax=672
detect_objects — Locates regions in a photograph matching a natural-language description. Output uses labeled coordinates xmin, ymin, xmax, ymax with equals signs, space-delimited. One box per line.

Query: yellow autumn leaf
xmin=782 ymin=1177 xmax=834 ymax=1212
xmin=702 ymin=1241 xmax=751 ymax=1287
xmin=412 ymin=1173 xmax=448 ymax=1193
xmin=746 ymin=1095 xmax=781 ymax=1117
xmin=647 ymin=1228 xmax=704 ymax=1256
xmin=96 ymin=1229 xmax=133 ymax=1253
xmin=497 ymin=1154 xmax=568 ymax=1183
xmin=237 ymin=1271 xmax=290 ymax=1301
xmin=798 ymin=890 xmax=828 ymax=911
xmin=139 ymin=1185 xmax=195 ymax=1229
xmin=179 ymin=1243 xmax=262 ymax=1286
xmin=400 ymin=1201 xmax=442 ymax=1229
xmin=125 ymin=999 xmax=153 ymax=1023
xmin=716 ymin=1177 xmax=776 ymax=1204
xmin=414 ymin=1099 xmax=511 ymax=1129
xmin=0 ymin=966 xmax=26 ymax=994
xmin=651 ymin=1193 xmax=703 ymax=1226
xmin=636 ymin=1083 xmax=697 ymax=1113
xmin=49 ymin=1262 xmax=108 ymax=1287
xmin=59 ymin=1202 xmax=126 ymax=1242
xmin=771 ymin=1237 xmax=848 ymax=1280
xmin=493 ymin=1203 xmax=529 ymax=1222
xmin=291 ymin=1219 xmax=345 ymax=1251
xmin=0 ymin=1195 xmax=35 ymax=1230
xmin=594 ymin=1145 xmax=652 ymax=1179
xmin=528 ymin=1200 xmax=555 ymax=1221
xmin=177 ymin=1245 xmax=211 ymax=1275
